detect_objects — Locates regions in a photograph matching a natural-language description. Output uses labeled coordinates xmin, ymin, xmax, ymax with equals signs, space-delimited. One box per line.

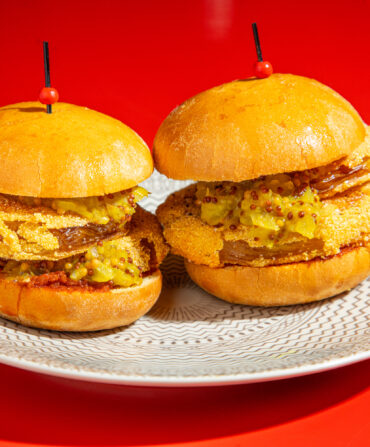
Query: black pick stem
xmin=252 ymin=23 xmax=263 ymax=62
xmin=43 ymin=41 xmax=52 ymax=113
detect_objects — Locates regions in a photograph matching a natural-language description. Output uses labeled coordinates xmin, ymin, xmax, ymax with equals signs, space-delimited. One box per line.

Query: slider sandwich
xmin=0 ymin=102 xmax=168 ymax=330
xmin=154 ymin=74 xmax=369 ymax=305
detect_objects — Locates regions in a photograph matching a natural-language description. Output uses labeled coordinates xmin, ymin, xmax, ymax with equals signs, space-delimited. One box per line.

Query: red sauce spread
xmin=27 ymin=271 xmax=113 ymax=292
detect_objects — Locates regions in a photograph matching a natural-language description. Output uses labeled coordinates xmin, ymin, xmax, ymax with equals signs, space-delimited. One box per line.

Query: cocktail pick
xmin=252 ymin=23 xmax=273 ymax=79
xmin=39 ymin=41 xmax=59 ymax=113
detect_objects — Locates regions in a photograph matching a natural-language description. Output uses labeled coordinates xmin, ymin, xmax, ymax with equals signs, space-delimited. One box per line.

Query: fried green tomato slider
xmin=154 ymin=74 xmax=369 ymax=306
xmin=0 ymin=102 xmax=168 ymax=330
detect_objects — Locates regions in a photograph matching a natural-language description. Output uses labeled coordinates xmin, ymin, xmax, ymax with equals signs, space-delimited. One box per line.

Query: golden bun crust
xmin=154 ymin=74 xmax=366 ymax=181
xmin=0 ymin=102 xmax=153 ymax=197
xmin=185 ymin=247 xmax=370 ymax=306
xmin=0 ymin=271 xmax=162 ymax=331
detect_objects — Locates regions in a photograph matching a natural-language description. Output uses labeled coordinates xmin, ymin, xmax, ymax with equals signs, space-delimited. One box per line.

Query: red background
xmin=0 ymin=0 xmax=369 ymax=147
xmin=0 ymin=0 xmax=369 ymax=446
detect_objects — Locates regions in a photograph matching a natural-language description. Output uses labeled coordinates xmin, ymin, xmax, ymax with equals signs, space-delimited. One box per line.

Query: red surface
xmin=0 ymin=361 xmax=369 ymax=446
xmin=0 ymin=1 xmax=369 ymax=446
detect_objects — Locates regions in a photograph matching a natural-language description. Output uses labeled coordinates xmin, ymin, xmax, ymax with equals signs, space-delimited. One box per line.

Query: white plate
xmin=0 ymin=172 xmax=368 ymax=386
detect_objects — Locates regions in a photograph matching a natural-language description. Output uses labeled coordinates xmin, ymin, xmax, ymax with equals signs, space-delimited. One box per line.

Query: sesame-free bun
xmin=0 ymin=102 xmax=153 ymax=198
xmin=0 ymin=271 xmax=162 ymax=331
xmin=154 ymin=74 xmax=366 ymax=181
xmin=185 ymin=247 xmax=370 ymax=306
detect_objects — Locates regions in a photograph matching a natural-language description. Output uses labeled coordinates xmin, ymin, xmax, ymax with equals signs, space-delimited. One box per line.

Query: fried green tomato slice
xmin=157 ymin=184 xmax=370 ymax=268
xmin=0 ymin=207 xmax=169 ymax=289
xmin=0 ymin=187 xmax=149 ymax=260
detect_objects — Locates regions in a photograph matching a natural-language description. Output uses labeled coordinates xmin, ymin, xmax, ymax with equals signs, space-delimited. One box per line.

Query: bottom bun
xmin=0 ymin=271 xmax=162 ymax=331
xmin=185 ymin=247 xmax=370 ymax=306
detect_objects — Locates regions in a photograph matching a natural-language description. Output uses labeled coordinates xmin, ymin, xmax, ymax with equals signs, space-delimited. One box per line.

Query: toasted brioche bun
xmin=0 ymin=102 xmax=153 ymax=197
xmin=154 ymin=74 xmax=366 ymax=182
xmin=185 ymin=247 xmax=369 ymax=306
xmin=0 ymin=271 xmax=162 ymax=331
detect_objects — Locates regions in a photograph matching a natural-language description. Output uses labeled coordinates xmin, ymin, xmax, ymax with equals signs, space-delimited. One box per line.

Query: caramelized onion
xmin=220 ymin=239 xmax=325 ymax=265
xmin=311 ymin=163 xmax=367 ymax=194
xmin=51 ymin=221 xmax=126 ymax=250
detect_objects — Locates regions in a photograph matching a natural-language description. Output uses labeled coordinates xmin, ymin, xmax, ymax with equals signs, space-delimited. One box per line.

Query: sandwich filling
xmin=0 ymin=189 xmax=169 ymax=289
xmin=0 ymin=186 xmax=147 ymax=260
xmin=196 ymin=154 xmax=369 ymax=244
xmin=0 ymin=240 xmax=142 ymax=289
xmin=157 ymin=136 xmax=370 ymax=268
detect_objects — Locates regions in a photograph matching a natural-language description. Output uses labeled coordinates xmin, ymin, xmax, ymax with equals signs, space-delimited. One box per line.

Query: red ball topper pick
xmin=39 ymin=41 xmax=59 ymax=113
xmin=252 ymin=23 xmax=273 ymax=79
xmin=39 ymin=87 xmax=59 ymax=105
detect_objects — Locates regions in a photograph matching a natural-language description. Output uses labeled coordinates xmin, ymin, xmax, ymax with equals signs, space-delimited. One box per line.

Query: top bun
xmin=153 ymin=74 xmax=366 ymax=182
xmin=0 ymin=102 xmax=153 ymax=198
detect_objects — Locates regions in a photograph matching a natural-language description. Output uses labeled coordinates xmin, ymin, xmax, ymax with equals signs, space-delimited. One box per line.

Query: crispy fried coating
xmin=0 ymin=193 xmax=88 ymax=228
xmin=0 ymin=208 xmax=168 ymax=285
xmin=0 ymin=206 xmax=168 ymax=262
xmin=0 ymin=192 xmax=91 ymax=259
xmin=17 ymin=223 xmax=59 ymax=251
xmin=157 ymin=184 xmax=370 ymax=267
xmin=116 ymin=206 xmax=169 ymax=270
xmin=0 ymin=220 xmax=125 ymax=260
xmin=0 ymin=189 xmax=150 ymax=259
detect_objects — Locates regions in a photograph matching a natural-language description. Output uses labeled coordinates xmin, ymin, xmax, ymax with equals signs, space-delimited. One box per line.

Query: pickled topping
xmin=2 ymin=259 xmax=41 ymax=276
xmin=65 ymin=241 xmax=142 ymax=287
xmin=196 ymin=183 xmax=243 ymax=226
xmin=195 ymin=154 xmax=370 ymax=243
xmin=196 ymin=174 xmax=322 ymax=242
xmin=241 ymin=186 xmax=319 ymax=239
xmin=0 ymin=240 xmax=143 ymax=288
xmin=52 ymin=186 xmax=148 ymax=225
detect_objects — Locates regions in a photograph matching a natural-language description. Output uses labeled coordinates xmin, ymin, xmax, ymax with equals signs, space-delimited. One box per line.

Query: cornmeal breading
xmin=0 ymin=220 xmax=125 ymax=260
xmin=0 ymin=206 xmax=168 ymax=262
xmin=0 ymin=193 xmax=88 ymax=228
xmin=17 ymin=223 xmax=59 ymax=251
xmin=157 ymin=184 xmax=370 ymax=267
xmin=0 ymin=207 xmax=169 ymax=283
